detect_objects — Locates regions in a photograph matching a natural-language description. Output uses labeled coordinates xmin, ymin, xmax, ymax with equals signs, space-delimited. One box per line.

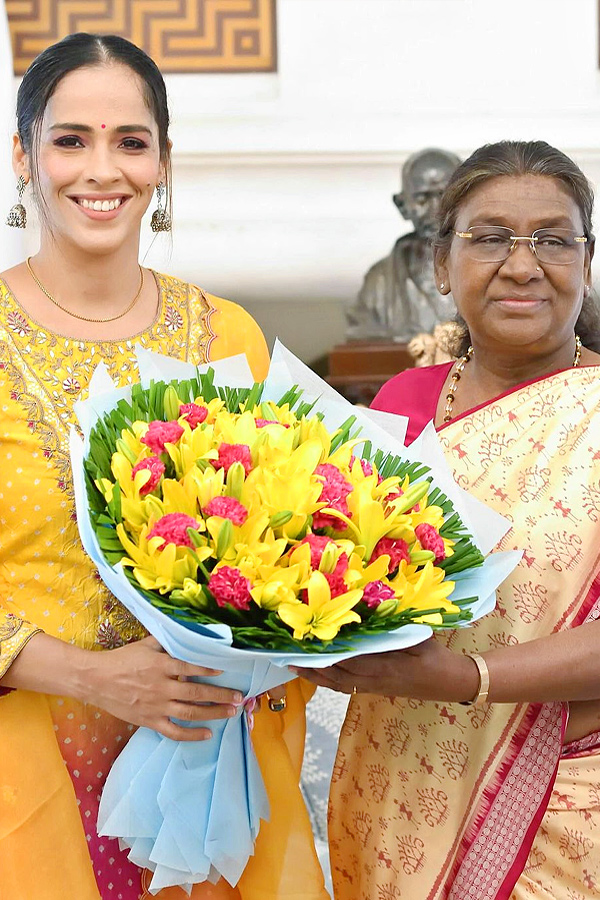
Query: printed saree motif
xmin=329 ymin=366 xmax=600 ymax=900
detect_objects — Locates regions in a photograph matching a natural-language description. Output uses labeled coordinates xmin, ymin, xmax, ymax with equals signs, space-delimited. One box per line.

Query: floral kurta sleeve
xmin=0 ymin=611 xmax=41 ymax=679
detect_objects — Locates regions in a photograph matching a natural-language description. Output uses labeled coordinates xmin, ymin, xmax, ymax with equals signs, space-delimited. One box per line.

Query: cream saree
xmin=329 ymin=366 xmax=600 ymax=900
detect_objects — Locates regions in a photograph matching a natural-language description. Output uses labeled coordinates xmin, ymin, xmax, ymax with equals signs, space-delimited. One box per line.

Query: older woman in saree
xmin=298 ymin=140 xmax=600 ymax=900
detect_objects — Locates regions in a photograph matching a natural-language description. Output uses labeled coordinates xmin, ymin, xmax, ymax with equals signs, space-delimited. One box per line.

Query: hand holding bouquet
xmin=71 ymin=343 xmax=520 ymax=893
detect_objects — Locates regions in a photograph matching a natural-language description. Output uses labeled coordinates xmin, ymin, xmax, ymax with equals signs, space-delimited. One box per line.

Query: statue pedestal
xmin=327 ymin=341 xmax=414 ymax=405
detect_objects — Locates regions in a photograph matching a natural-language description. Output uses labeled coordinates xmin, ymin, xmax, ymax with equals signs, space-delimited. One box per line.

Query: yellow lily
xmin=297 ymin=416 xmax=333 ymax=458
xmin=248 ymin=400 xmax=298 ymax=426
xmin=116 ymin=522 xmax=212 ymax=593
xmin=188 ymin=396 xmax=226 ymax=424
xmin=346 ymin=551 xmax=391 ymax=586
xmin=242 ymin=457 xmax=323 ymax=540
xmin=325 ymin=439 xmax=366 ymax=473
xmin=395 ymin=561 xmax=459 ymax=620
xmin=170 ymin=577 xmax=209 ymax=610
xmin=329 ymin=482 xmax=415 ymax=559
xmin=181 ymin=465 xmax=225 ymax=510
xmin=167 ymin=422 xmax=218 ymax=479
xmin=277 ymin=570 xmax=362 ymax=641
xmin=212 ymin=409 xmax=261 ymax=448
xmin=251 ymin=563 xmax=305 ymax=610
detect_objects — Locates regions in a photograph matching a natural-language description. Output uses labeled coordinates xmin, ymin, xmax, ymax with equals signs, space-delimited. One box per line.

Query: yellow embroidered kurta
xmin=0 ymin=273 xmax=327 ymax=900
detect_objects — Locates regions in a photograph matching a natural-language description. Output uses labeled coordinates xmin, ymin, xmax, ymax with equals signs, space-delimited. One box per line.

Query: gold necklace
xmin=26 ymin=257 xmax=144 ymax=324
xmin=443 ymin=335 xmax=582 ymax=423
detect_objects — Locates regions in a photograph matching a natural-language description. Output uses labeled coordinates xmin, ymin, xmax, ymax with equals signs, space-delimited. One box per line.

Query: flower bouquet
xmin=71 ymin=342 xmax=519 ymax=894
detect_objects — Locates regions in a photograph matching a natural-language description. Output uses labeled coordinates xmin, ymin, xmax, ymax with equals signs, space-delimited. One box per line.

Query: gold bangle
xmin=460 ymin=653 xmax=490 ymax=706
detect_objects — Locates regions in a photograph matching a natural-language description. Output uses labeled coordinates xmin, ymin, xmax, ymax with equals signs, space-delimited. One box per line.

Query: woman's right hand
xmin=1 ymin=631 xmax=242 ymax=742
xmin=83 ymin=636 xmax=243 ymax=741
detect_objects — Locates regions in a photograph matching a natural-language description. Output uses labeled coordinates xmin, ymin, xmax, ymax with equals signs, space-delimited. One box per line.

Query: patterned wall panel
xmin=6 ymin=0 xmax=277 ymax=75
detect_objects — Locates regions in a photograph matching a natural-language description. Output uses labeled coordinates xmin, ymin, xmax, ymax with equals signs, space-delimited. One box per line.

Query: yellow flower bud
xmin=372 ymin=598 xmax=399 ymax=617
xmin=252 ymin=580 xmax=298 ymax=610
xmin=409 ymin=549 xmax=436 ymax=565
xmin=391 ymin=480 xmax=430 ymax=515
xmin=116 ymin=438 xmax=137 ymax=465
xmin=216 ymin=519 xmax=233 ymax=558
xmin=269 ymin=510 xmax=294 ymax=529
xmin=163 ymin=385 xmax=181 ymax=421
xmin=226 ymin=461 xmax=245 ymax=500
xmin=318 ymin=542 xmax=338 ymax=573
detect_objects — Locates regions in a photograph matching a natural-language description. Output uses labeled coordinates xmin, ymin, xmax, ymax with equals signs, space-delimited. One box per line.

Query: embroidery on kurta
xmin=0 ymin=273 xmax=214 ymax=650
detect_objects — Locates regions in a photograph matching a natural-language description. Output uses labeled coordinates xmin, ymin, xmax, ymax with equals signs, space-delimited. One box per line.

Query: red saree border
xmin=448 ymin=702 xmax=564 ymax=900
xmin=496 ymin=746 xmax=561 ymax=900
xmin=438 ymin=701 xmax=561 ymax=899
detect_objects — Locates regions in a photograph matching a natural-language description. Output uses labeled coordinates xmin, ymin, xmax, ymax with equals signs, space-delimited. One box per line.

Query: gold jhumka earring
xmin=150 ymin=182 xmax=171 ymax=232
xmin=6 ymin=176 xmax=27 ymax=228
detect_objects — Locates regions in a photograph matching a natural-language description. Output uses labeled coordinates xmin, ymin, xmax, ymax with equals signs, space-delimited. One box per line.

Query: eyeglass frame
xmin=452 ymin=225 xmax=591 ymax=266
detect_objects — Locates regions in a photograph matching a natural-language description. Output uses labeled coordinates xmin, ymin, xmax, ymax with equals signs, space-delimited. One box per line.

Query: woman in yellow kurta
xmin=297 ymin=141 xmax=600 ymax=899
xmin=0 ymin=32 xmax=327 ymax=900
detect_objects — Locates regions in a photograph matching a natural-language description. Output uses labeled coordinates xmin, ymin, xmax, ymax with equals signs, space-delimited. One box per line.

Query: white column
xmin=0 ymin=1 xmax=23 ymax=270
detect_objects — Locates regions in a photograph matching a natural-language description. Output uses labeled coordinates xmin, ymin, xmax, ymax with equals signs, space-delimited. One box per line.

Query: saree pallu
xmin=329 ymin=366 xmax=600 ymax=900
xmin=510 ymin=750 xmax=600 ymax=899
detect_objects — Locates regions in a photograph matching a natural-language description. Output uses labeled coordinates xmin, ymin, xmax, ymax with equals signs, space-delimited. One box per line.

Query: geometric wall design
xmin=6 ymin=0 xmax=277 ymax=75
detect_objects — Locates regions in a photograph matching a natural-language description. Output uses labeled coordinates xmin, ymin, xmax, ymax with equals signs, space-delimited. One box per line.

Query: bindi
xmin=101 ymin=123 xmax=106 ymax=129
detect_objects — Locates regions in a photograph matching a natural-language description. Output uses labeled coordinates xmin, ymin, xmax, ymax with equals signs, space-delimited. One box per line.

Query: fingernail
xmin=233 ymin=692 xmax=243 ymax=703
xmin=227 ymin=706 xmax=238 ymax=717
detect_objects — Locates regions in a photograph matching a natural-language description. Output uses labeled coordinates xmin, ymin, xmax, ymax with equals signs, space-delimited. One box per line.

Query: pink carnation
xmin=255 ymin=418 xmax=290 ymax=429
xmin=214 ymin=443 xmax=253 ymax=476
xmin=370 ymin=537 xmax=411 ymax=573
xmin=131 ymin=456 xmax=165 ymax=495
xmin=203 ymin=496 xmax=248 ymax=526
xmin=312 ymin=506 xmax=350 ymax=532
xmin=147 ymin=513 xmax=200 ymax=549
xmin=415 ymin=523 xmax=446 ymax=563
xmin=362 ymin=580 xmax=395 ymax=609
xmin=179 ymin=402 xmax=208 ymax=428
xmin=141 ymin=420 xmax=184 ymax=454
xmin=208 ymin=565 xmax=252 ymax=610
xmin=324 ymin=571 xmax=348 ymax=598
xmin=312 ymin=463 xmax=353 ymax=531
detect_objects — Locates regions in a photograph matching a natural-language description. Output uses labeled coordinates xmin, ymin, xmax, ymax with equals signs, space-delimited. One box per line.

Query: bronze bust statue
xmin=346 ymin=147 xmax=461 ymax=342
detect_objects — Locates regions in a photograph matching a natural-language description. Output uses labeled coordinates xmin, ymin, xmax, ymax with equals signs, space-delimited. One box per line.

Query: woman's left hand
xmin=292 ymin=637 xmax=479 ymax=703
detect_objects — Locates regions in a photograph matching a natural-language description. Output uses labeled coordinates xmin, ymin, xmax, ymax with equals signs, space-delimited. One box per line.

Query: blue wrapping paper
xmin=70 ymin=345 xmax=521 ymax=893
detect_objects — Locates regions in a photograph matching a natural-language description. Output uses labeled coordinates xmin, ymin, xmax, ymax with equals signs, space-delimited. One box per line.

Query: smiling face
xmin=435 ymin=174 xmax=593 ymax=356
xmin=15 ymin=63 xmax=163 ymax=256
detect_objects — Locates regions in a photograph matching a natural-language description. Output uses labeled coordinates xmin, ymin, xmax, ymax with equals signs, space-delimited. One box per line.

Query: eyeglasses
xmin=453 ymin=225 xmax=589 ymax=266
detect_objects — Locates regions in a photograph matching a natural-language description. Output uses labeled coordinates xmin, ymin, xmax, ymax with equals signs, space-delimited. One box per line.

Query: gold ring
xmin=267 ymin=694 xmax=287 ymax=712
